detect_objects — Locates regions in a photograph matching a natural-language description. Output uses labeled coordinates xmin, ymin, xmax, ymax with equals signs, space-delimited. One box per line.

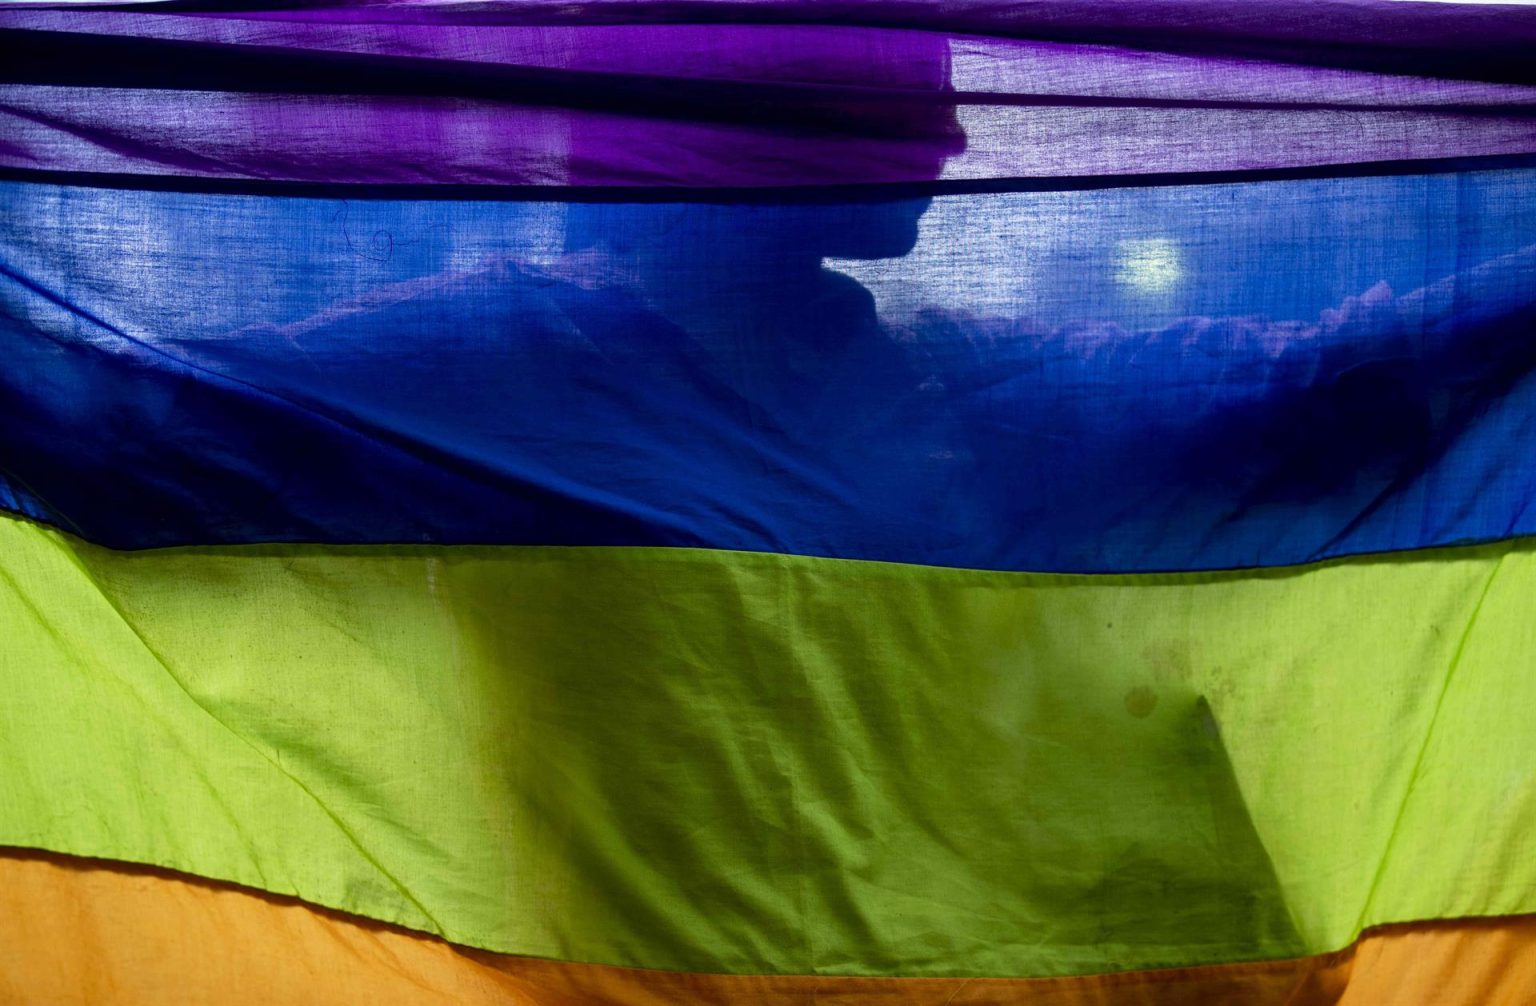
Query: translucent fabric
xmin=4 ymin=170 xmax=1535 ymax=570
xmin=3 ymin=2 xmax=1536 ymax=1002
xmin=3 ymin=2 xmax=1536 ymax=188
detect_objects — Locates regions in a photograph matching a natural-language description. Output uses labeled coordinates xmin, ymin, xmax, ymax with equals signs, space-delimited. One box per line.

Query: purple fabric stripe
xmin=85 ymin=0 xmax=1536 ymax=83
xmin=2 ymin=3 xmax=1535 ymax=188
xmin=6 ymin=11 xmax=1535 ymax=109
xmin=3 ymin=86 xmax=1534 ymax=189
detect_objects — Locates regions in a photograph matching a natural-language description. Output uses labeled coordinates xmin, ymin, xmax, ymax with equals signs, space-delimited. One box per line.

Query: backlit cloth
xmin=2 ymin=2 xmax=1535 ymax=1002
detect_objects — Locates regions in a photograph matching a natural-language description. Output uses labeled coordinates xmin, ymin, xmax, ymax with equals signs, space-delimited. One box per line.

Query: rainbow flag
xmin=2 ymin=1 xmax=1536 ymax=1001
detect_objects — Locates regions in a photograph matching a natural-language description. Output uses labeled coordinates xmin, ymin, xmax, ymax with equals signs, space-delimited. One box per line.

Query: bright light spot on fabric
xmin=1115 ymin=238 xmax=1184 ymax=294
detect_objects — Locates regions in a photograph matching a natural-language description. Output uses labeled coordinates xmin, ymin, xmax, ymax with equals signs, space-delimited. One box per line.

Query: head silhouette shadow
xmin=559 ymin=33 xmax=966 ymax=348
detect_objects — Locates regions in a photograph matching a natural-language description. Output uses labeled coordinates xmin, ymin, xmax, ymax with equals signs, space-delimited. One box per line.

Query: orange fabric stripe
xmin=1 ymin=848 xmax=1532 ymax=1005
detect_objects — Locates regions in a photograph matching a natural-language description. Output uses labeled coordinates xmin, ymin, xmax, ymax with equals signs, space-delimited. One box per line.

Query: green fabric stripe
xmin=1 ymin=514 xmax=1532 ymax=977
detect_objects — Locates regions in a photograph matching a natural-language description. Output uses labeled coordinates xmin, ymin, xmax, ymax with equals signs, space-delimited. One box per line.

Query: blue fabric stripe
xmin=3 ymin=172 xmax=1535 ymax=571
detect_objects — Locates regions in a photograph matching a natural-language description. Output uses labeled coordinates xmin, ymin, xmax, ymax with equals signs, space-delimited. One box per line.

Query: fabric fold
xmin=3 ymin=513 xmax=1534 ymax=976
xmin=6 ymin=848 xmax=1536 ymax=1005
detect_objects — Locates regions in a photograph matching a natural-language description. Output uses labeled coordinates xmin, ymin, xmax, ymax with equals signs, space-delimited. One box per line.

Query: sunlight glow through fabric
xmin=2 ymin=2 xmax=1535 ymax=1003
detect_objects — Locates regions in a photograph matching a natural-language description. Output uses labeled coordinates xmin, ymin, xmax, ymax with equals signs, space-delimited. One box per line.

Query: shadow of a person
xmin=446 ymin=37 xmax=1310 ymax=973
xmin=0 ymin=31 xmax=1320 ymax=974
